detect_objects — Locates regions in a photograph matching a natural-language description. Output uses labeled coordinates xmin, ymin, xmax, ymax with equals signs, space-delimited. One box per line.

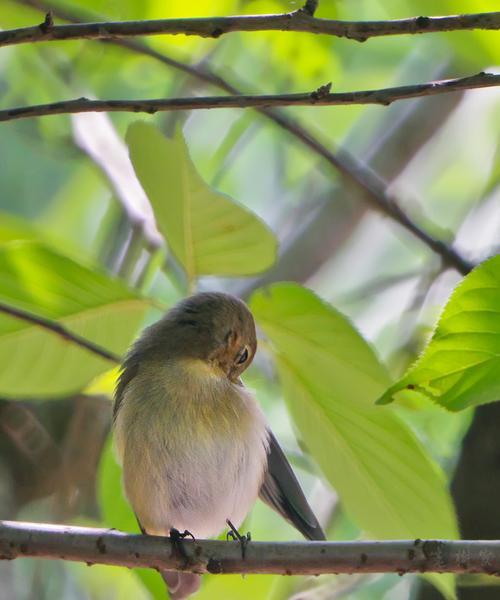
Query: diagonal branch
xmin=0 ymin=10 xmax=499 ymax=48
xmin=1 ymin=72 xmax=498 ymax=121
xmin=9 ymin=1 xmax=476 ymax=276
xmin=1 ymin=521 xmax=500 ymax=575
xmin=0 ymin=302 xmax=121 ymax=363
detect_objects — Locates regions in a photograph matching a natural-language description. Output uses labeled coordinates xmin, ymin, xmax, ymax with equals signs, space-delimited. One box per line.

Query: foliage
xmin=378 ymin=255 xmax=500 ymax=411
xmin=126 ymin=122 xmax=277 ymax=284
xmin=251 ymin=283 xmax=457 ymax=600
xmin=0 ymin=242 xmax=148 ymax=397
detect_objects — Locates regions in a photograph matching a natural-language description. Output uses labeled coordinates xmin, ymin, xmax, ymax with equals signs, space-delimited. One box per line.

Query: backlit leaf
xmin=0 ymin=242 xmax=148 ymax=397
xmin=377 ymin=255 xmax=500 ymax=411
xmin=126 ymin=121 xmax=277 ymax=281
xmin=251 ymin=283 xmax=458 ymax=600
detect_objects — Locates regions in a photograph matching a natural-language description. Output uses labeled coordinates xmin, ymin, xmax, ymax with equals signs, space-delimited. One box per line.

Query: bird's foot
xmin=226 ymin=519 xmax=251 ymax=559
xmin=170 ymin=528 xmax=195 ymax=542
xmin=169 ymin=528 xmax=196 ymax=567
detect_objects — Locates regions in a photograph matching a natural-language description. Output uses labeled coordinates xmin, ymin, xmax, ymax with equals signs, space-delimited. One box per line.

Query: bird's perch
xmin=1 ymin=521 xmax=500 ymax=576
xmin=0 ymin=11 xmax=499 ymax=48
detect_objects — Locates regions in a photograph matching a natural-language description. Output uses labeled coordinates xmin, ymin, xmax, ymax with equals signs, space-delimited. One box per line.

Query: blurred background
xmin=0 ymin=0 xmax=499 ymax=599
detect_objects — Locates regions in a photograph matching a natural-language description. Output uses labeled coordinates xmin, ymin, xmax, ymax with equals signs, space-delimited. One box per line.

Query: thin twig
xmin=0 ymin=302 xmax=121 ymax=363
xmin=1 ymin=522 xmax=500 ymax=575
xmin=0 ymin=72 xmax=498 ymax=122
xmin=300 ymin=0 xmax=319 ymax=17
xmin=0 ymin=11 xmax=499 ymax=47
xmin=9 ymin=0 xmax=477 ymax=276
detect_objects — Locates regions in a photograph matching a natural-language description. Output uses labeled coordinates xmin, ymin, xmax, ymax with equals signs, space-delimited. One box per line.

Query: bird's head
xmin=137 ymin=292 xmax=257 ymax=383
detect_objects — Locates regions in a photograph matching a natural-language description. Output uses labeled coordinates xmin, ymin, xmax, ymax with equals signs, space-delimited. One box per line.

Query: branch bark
xmin=0 ymin=302 xmax=120 ymax=363
xmin=8 ymin=0 xmax=477 ymax=276
xmin=1 ymin=73 xmax=498 ymax=123
xmin=1 ymin=522 xmax=500 ymax=576
xmin=0 ymin=10 xmax=499 ymax=47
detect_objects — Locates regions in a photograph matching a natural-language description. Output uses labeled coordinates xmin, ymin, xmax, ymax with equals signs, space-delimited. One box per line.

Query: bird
xmin=113 ymin=291 xmax=326 ymax=599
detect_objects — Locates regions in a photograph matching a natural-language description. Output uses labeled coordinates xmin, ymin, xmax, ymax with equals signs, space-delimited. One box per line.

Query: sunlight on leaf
xmin=251 ymin=283 xmax=459 ymax=600
xmin=0 ymin=242 xmax=148 ymax=397
xmin=377 ymin=255 xmax=500 ymax=411
xmin=0 ymin=211 xmax=39 ymax=243
xmin=126 ymin=121 xmax=277 ymax=282
xmin=85 ymin=367 xmax=120 ymax=397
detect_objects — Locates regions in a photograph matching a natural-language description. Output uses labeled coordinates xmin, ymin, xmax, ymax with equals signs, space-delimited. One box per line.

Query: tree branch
xmin=0 ymin=302 xmax=120 ymax=363
xmin=1 ymin=72 xmax=498 ymax=123
xmin=1 ymin=521 xmax=500 ymax=576
xmin=0 ymin=10 xmax=499 ymax=48
xmin=8 ymin=0 xmax=477 ymax=276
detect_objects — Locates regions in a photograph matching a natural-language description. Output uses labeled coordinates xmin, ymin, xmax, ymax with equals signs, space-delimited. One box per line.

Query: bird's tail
xmin=161 ymin=571 xmax=201 ymax=600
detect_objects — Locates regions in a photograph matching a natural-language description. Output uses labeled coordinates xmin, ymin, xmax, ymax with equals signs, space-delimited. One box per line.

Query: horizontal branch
xmin=8 ymin=1 xmax=477 ymax=276
xmin=0 ymin=302 xmax=120 ymax=363
xmin=1 ymin=72 xmax=498 ymax=124
xmin=1 ymin=10 xmax=499 ymax=48
xmin=1 ymin=521 xmax=500 ymax=576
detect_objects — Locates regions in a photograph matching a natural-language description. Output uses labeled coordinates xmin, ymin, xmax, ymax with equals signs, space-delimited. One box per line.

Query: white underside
xmin=114 ymin=360 xmax=269 ymax=538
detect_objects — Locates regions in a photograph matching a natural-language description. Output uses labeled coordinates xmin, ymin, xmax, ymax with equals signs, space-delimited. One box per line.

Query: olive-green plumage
xmin=113 ymin=292 xmax=325 ymax=599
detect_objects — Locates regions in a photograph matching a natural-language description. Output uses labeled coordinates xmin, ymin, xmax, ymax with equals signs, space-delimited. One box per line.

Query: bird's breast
xmin=114 ymin=359 xmax=269 ymax=537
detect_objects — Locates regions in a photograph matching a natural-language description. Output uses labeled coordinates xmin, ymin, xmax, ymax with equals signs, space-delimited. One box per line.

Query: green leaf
xmin=250 ymin=283 xmax=458 ymax=600
xmin=126 ymin=121 xmax=277 ymax=280
xmin=0 ymin=241 xmax=148 ymax=397
xmin=69 ymin=561 xmax=151 ymax=600
xmin=377 ymin=255 xmax=500 ymax=411
xmin=0 ymin=211 xmax=39 ymax=243
xmin=195 ymin=573 xmax=277 ymax=600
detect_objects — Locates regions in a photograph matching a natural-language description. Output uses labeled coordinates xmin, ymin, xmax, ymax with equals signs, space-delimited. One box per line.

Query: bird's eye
xmin=236 ymin=347 xmax=249 ymax=365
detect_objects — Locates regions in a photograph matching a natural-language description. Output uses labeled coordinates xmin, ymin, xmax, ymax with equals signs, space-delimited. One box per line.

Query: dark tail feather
xmin=161 ymin=571 xmax=201 ymax=600
xmin=260 ymin=431 xmax=327 ymax=541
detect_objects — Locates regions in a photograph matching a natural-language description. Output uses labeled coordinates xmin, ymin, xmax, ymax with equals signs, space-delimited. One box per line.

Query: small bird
xmin=113 ymin=292 xmax=325 ymax=599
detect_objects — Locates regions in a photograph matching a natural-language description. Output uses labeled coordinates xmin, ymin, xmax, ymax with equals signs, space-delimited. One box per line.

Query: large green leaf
xmin=378 ymin=255 xmax=500 ymax=411
xmin=250 ymin=283 xmax=458 ymax=600
xmin=0 ymin=242 xmax=148 ymax=397
xmin=126 ymin=121 xmax=277 ymax=280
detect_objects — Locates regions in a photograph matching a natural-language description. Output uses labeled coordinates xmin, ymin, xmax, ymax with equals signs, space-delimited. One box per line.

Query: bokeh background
xmin=0 ymin=1 xmax=499 ymax=599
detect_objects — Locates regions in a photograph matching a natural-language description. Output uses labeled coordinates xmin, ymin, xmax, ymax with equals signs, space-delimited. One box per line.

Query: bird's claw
xmin=169 ymin=528 xmax=196 ymax=566
xmin=226 ymin=519 xmax=251 ymax=559
xmin=170 ymin=528 xmax=195 ymax=542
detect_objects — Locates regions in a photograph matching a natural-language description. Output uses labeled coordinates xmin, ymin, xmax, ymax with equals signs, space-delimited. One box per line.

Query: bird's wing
xmin=113 ymin=359 xmax=139 ymax=420
xmin=259 ymin=430 xmax=326 ymax=541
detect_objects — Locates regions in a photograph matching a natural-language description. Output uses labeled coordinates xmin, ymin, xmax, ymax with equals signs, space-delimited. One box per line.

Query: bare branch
xmin=0 ymin=11 xmax=499 ymax=48
xmin=1 ymin=521 xmax=500 ymax=576
xmin=0 ymin=302 xmax=120 ymax=363
xmin=0 ymin=72 xmax=498 ymax=124
xmin=8 ymin=0 xmax=477 ymax=276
